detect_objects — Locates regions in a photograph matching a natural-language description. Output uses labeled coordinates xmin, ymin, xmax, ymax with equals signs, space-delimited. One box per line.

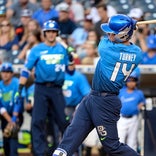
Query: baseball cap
xmin=127 ymin=67 xmax=140 ymax=82
xmin=56 ymin=3 xmax=69 ymax=12
xmin=1 ymin=62 xmax=13 ymax=72
xmin=21 ymin=9 xmax=32 ymax=17
xmin=147 ymin=35 xmax=156 ymax=49
xmin=84 ymin=15 xmax=93 ymax=22
xmin=128 ymin=8 xmax=143 ymax=19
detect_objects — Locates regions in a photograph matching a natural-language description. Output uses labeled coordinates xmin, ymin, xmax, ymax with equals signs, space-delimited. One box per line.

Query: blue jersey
xmin=92 ymin=38 xmax=143 ymax=93
xmin=119 ymin=87 xmax=145 ymax=115
xmin=141 ymin=52 xmax=156 ymax=64
xmin=25 ymin=42 xmax=68 ymax=85
xmin=32 ymin=8 xmax=59 ymax=28
xmin=0 ymin=77 xmax=21 ymax=114
xmin=62 ymin=71 xmax=90 ymax=106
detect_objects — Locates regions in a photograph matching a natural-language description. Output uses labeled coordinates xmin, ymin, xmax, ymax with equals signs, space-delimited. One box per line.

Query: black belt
xmin=91 ymin=90 xmax=118 ymax=96
xmin=122 ymin=115 xmax=134 ymax=118
xmin=35 ymin=82 xmax=62 ymax=88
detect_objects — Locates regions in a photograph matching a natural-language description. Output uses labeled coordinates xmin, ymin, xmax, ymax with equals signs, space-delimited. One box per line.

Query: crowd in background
xmin=0 ymin=0 xmax=156 ymax=156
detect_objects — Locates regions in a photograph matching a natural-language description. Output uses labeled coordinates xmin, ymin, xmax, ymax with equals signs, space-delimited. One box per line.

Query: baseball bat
xmin=137 ymin=20 xmax=156 ymax=25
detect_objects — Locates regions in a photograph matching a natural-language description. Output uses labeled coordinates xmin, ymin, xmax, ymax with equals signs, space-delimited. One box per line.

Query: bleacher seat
xmin=108 ymin=0 xmax=132 ymax=14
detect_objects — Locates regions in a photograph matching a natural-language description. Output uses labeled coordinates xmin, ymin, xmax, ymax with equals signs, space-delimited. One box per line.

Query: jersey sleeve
xmin=25 ymin=46 xmax=39 ymax=70
xmin=138 ymin=90 xmax=146 ymax=105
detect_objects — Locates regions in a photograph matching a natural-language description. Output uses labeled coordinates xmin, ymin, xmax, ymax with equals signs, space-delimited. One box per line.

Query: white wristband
xmin=0 ymin=107 xmax=7 ymax=115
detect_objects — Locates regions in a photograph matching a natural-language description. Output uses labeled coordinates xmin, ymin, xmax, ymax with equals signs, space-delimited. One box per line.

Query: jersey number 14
xmin=110 ymin=62 xmax=135 ymax=82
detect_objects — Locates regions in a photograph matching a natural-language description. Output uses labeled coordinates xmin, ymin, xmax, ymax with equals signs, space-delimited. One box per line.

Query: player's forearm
xmin=2 ymin=111 xmax=11 ymax=123
xmin=19 ymin=76 xmax=28 ymax=85
xmin=19 ymin=67 xmax=30 ymax=85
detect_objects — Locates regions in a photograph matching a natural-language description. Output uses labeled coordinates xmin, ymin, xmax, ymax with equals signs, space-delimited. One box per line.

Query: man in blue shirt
xmin=141 ymin=34 xmax=156 ymax=64
xmin=17 ymin=20 xmax=69 ymax=156
xmin=63 ymin=54 xmax=90 ymax=120
xmin=52 ymin=14 xmax=143 ymax=156
xmin=0 ymin=62 xmax=24 ymax=156
xmin=32 ymin=0 xmax=59 ymax=28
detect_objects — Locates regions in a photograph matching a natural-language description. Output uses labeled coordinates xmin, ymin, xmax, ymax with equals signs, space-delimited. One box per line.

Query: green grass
xmin=0 ymin=148 xmax=31 ymax=153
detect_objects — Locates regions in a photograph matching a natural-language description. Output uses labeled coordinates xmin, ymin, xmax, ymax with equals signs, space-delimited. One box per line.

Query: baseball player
xmin=63 ymin=54 xmax=90 ymax=120
xmin=17 ymin=20 xmax=69 ymax=156
xmin=52 ymin=14 xmax=143 ymax=156
xmin=117 ymin=67 xmax=145 ymax=151
xmin=0 ymin=62 xmax=24 ymax=156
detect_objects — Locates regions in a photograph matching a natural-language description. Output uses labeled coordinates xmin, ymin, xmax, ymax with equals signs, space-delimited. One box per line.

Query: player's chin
xmin=109 ymin=37 xmax=116 ymax=42
xmin=48 ymin=38 xmax=56 ymax=43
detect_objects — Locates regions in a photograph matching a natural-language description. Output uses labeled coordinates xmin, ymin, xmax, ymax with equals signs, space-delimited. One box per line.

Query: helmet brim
xmin=101 ymin=23 xmax=117 ymax=34
xmin=42 ymin=28 xmax=59 ymax=32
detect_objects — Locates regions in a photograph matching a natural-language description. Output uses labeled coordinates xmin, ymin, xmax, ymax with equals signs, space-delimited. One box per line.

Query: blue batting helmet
xmin=127 ymin=67 xmax=141 ymax=82
xmin=42 ymin=20 xmax=60 ymax=32
xmin=101 ymin=14 xmax=137 ymax=42
xmin=1 ymin=62 xmax=13 ymax=72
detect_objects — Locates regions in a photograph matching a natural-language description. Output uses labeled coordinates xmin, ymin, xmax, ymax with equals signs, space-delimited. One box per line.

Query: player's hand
xmin=67 ymin=46 xmax=75 ymax=54
xmin=3 ymin=121 xmax=20 ymax=138
xmin=25 ymin=103 xmax=33 ymax=111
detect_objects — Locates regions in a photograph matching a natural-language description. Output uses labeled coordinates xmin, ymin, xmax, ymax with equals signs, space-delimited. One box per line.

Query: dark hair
xmin=31 ymin=29 xmax=42 ymax=42
xmin=96 ymin=2 xmax=107 ymax=11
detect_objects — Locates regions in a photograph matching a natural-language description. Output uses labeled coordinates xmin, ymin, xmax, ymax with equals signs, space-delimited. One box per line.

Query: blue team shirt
xmin=62 ymin=71 xmax=90 ymax=106
xmin=92 ymin=38 xmax=143 ymax=93
xmin=141 ymin=52 xmax=156 ymax=64
xmin=0 ymin=77 xmax=23 ymax=114
xmin=0 ymin=36 xmax=19 ymax=51
xmin=25 ymin=42 xmax=68 ymax=84
xmin=32 ymin=8 xmax=59 ymax=28
xmin=119 ymin=87 xmax=145 ymax=115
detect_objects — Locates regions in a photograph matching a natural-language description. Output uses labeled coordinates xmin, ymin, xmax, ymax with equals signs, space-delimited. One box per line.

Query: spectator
xmin=64 ymin=0 xmax=85 ymax=24
xmin=87 ymin=29 xmax=99 ymax=46
xmin=81 ymin=40 xmax=98 ymax=65
xmin=32 ymin=0 xmax=59 ymax=28
xmin=6 ymin=0 xmax=38 ymax=27
xmin=55 ymin=2 xmax=77 ymax=35
xmin=0 ymin=62 xmax=24 ymax=156
xmin=18 ymin=29 xmax=42 ymax=62
xmin=117 ymin=67 xmax=145 ymax=151
xmin=94 ymin=2 xmax=109 ymax=40
xmin=69 ymin=16 xmax=94 ymax=48
xmin=63 ymin=54 xmax=90 ymax=120
xmin=18 ymin=8 xmax=33 ymax=49
xmin=0 ymin=5 xmax=7 ymax=23
xmin=27 ymin=19 xmax=41 ymax=32
xmin=85 ymin=3 xmax=116 ymax=24
xmin=128 ymin=8 xmax=144 ymax=21
xmin=0 ymin=19 xmax=19 ymax=51
xmin=141 ymin=34 xmax=156 ymax=64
